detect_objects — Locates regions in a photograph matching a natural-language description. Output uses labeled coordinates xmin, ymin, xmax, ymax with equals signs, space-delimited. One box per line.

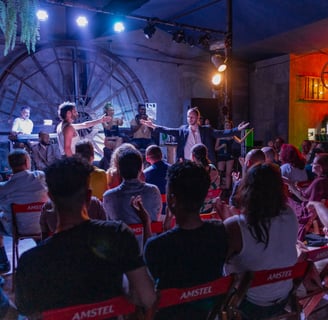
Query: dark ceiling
xmin=43 ymin=0 xmax=328 ymax=62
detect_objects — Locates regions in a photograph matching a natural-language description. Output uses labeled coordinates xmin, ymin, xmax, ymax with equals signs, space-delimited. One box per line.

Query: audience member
xmin=130 ymin=103 xmax=154 ymax=150
xmin=102 ymin=102 xmax=123 ymax=149
xmin=11 ymin=106 xmax=33 ymax=135
xmin=287 ymin=153 xmax=328 ymax=240
xmin=191 ymin=143 xmax=220 ymax=213
xmin=103 ymin=146 xmax=162 ymax=224
xmin=98 ymin=137 xmax=113 ymax=171
xmin=0 ymin=149 xmax=48 ymax=273
xmin=15 ymin=156 xmax=156 ymax=317
xmin=306 ymin=145 xmax=324 ymax=181
xmin=56 ymin=101 xmax=111 ymax=157
xmin=144 ymin=161 xmax=228 ymax=320
xmin=141 ymin=107 xmax=249 ymax=164
xmin=222 ymin=163 xmax=298 ymax=319
xmin=215 ymin=122 xmax=253 ymax=190
xmin=75 ymin=140 xmax=107 ymax=200
xmin=301 ymin=139 xmax=313 ymax=164
xmin=107 ymin=143 xmax=137 ymax=189
xmin=31 ymin=131 xmax=61 ymax=170
xmin=40 ymin=196 xmax=106 ymax=240
xmin=229 ymin=149 xmax=265 ymax=208
xmin=144 ymin=145 xmax=170 ymax=215
xmin=261 ymin=146 xmax=278 ymax=165
xmin=273 ymin=136 xmax=285 ymax=156
xmin=279 ymin=143 xmax=308 ymax=182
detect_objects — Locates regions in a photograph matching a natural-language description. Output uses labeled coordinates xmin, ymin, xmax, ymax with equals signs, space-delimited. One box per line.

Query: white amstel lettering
xmin=267 ymin=270 xmax=292 ymax=281
xmin=72 ymin=305 xmax=114 ymax=320
xmin=28 ymin=205 xmax=42 ymax=210
xmin=180 ymin=286 xmax=212 ymax=300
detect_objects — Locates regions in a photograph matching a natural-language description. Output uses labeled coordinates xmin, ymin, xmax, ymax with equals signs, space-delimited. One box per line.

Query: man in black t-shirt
xmin=144 ymin=161 xmax=228 ymax=320
xmin=15 ymin=156 xmax=156 ymax=318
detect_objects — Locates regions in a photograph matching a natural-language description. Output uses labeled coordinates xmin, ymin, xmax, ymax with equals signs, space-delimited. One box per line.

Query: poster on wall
xmin=145 ymin=103 xmax=157 ymax=121
xmin=308 ymin=128 xmax=316 ymax=141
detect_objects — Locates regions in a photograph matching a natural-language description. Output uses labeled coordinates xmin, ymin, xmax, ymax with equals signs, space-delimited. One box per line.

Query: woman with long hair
xmin=106 ymin=143 xmax=137 ymax=189
xmin=223 ymin=163 xmax=298 ymax=319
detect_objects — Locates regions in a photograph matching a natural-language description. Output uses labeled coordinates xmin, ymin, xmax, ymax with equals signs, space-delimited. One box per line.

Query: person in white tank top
xmin=221 ymin=163 xmax=298 ymax=320
xmin=56 ymin=102 xmax=111 ymax=157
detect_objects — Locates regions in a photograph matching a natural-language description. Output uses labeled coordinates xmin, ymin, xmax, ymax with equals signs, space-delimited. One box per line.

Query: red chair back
xmin=128 ymin=221 xmax=163 ymax=236
xmin=42 ymin=296 xmax=135 ymax=320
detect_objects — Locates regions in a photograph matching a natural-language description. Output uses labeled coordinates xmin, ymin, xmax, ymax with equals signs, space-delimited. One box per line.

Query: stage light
xmin=76 ymin=16 xmax=88 ymax=27
xmin=172 ymin=30 xmax=185 ymax=43
xmin=36 ymin=9 xmax=48 ymax=21
xmin=211 ymin=54 xmax=227 ymax=72
xmin=212 ymin=73 xmax=222 ymax=86
xmin=114 ymin=22 xmax=125 ymax=33
xmin=143 ymin=23 xmax=156 ymax=39
xmin=198 ymin=33 xmax=211 ymax=48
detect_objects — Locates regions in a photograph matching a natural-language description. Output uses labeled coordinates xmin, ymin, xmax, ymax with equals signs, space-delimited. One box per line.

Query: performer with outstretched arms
xmin=56 ymin=102 xmax=111 ymax=157
xmin=141 ymin=107 xmax=249 ymax=164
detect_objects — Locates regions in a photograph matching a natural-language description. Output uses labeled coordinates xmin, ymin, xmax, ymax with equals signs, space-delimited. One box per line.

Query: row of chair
xmin=40 ymin=244 xmax=328 ymax=320
xmin=10 ymin=202 xmax=328 ymax=319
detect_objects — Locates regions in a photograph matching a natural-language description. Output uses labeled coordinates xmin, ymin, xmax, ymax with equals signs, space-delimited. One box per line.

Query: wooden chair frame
xmin=11 ymin=202 xmax=44 ymax=291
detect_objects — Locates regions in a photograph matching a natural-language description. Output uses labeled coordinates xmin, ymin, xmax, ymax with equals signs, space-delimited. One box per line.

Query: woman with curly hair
xmin=279 ymin=143 xmax=308 ymax=182
xmin=223 ymin=163 xmax=298 ymax=320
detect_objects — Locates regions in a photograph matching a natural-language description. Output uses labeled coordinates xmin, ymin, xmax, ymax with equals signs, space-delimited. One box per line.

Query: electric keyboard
xmin=17 ymin=133 xmax=58 ymax=140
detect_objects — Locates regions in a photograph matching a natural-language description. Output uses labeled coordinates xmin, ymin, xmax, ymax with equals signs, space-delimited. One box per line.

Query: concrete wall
xmin=249 ymin=55 xmax=290 ymax=146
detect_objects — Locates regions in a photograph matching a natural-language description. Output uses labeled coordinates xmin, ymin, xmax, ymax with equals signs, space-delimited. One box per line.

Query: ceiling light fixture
xmin=36 ymin=9 xmax=48 ymax=21
xmin=143 ymin=23 xmax=156 ymax=39
xmin=211 ymin=54 xmax=227 ymax=72
xmin=76 ymin=16 xmax=88 ymax=27
xmin=172 ymin=30 xmax=185 ymax=43
xmin=198 ymin=33 xmax=211 ymax=48
xmin=113 ymin=21 xmax=125 ymax=33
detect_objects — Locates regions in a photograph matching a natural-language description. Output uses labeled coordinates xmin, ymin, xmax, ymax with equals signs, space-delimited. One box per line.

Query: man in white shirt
xmin=141 ymin=107 xmax=249 ymax=164
xmin=11 ymin=106 xmax=33 ymax=135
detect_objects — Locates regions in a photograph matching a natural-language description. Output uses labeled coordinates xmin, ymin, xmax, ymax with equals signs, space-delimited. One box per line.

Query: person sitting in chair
xmin=15 ymin=156 xmax=156 ymax=317
xmin=0 ymin=149 xmax=48 ymax=273
xmin=144 ymin=161 xmax=228 ymax=320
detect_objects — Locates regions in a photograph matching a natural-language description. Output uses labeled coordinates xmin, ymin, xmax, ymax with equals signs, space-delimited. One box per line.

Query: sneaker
xmin=0 ymin=261 xmax=10 ymax=273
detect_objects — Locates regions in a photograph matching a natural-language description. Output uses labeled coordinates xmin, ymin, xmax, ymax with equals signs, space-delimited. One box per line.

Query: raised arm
xmin=212 ymin=121 xmax=250 ymax=139
xmin=233 ymin=128 xmax=254 ymax=144
xmin=73 ymin=114 xmax=111 ymax=130
xmin=237 ymin=121 xmax=250 ymax=131
xmin=140 ymin=118 xmax=157 ymax=130
xmin=130 ymin=195 xmax=152 ymax=244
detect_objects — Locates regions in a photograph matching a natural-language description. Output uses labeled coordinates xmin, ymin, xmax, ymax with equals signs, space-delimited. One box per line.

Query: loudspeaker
xmin=190 ymin=98 xmax=219 ymax=128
